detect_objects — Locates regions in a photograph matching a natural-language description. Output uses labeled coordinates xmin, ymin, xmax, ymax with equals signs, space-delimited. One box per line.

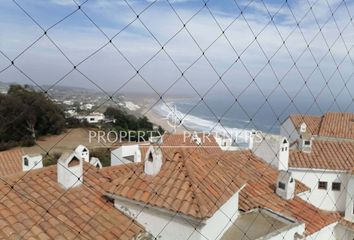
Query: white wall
xmin=114 ymin=198 xmax=202 ymax=240
xmin=57 ymin=153 xmax=83 ymax=189
xmin=306 ymin=222 xmax=337 ymax=240
xmin=290 ymin=169 xmax=349 ymax=212
xmin=265 ymin=223 xmax=305 ymax=240
xmin=344 ymin=175 xmax=354 ymax=223
xmin=200 ymin=192 xmax=240 ymax=240
xmin=334 ymin=223 xmax=354 ymax=240
xmin=280 ymin=118 xmax=299 ymax=143
xmin=114 ymin=192 xmax=240 ymax=240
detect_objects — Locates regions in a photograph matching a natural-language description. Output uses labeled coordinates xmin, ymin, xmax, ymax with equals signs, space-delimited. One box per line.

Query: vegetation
xmin=90 ymin=148 xmax=111 ymax=167
xmin=0 ymin=85 xmax=65 ymax=150
xmin=0 ymin=84 xmax=163 ymax=153
xmin=104 ymin=107 xmax=163 ymax=141
xmin=43 ymin=152 xmax=62 ymax=167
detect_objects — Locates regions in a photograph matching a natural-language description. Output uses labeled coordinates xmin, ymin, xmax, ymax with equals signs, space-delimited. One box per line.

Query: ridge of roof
xmin=105 ymin=148 xmax=244 ymax=220
xmin=289 ymin=112 xmax=354 ymax=139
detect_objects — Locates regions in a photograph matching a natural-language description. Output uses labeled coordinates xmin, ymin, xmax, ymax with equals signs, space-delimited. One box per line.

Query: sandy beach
xmin=126 ymin=95 xmax=188 ymax=133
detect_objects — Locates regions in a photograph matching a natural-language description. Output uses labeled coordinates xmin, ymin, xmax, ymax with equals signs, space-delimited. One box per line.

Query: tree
xmin=0 ymin=85 xmax=65 ymax=150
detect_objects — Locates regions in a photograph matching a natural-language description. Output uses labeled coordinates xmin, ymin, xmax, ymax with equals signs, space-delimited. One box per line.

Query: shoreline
xmin=127 ymin=96 xmax=189 ymax=134
xmin=144 ymin=110 xmax=186 ymax=134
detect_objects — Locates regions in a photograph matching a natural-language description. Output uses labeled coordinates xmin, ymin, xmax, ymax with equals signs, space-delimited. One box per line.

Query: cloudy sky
xmin=0 ymin=0 xmax=353 ymax=109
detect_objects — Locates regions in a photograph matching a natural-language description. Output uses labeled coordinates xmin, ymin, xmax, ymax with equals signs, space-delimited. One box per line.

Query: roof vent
xmin=75 ymin=145 xmax=89 ymax=162
xmin=298 ymin=135 xmax=312 ymax=153
xmin=192 ymin=132 xmax=202 ymax=145
xmin=149 ymin=136 xmax=163 ymax=144
xmin=144 ymin=146 xmax=162 ymax=176
xmin=276 ymin=170 xmax=295 ymax=200
xmin=277 ymin=138 xmax=289 ymax=171
xmin=57 ymin=152 xmax=83 ymax=189
xmin=299 ymin=122 xmax=307 ymax=133
xmin=22 ymin=154 xmax=43 ymax=172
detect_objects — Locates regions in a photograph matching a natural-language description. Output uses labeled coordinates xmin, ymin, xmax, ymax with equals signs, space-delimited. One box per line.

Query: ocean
xmin=152 ymin=92 xmax=351 ymax=136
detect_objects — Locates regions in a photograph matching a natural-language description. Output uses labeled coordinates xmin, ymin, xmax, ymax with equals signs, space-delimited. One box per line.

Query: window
xmin=332 ymin=182 xmax=341 ymax=191
xmin=278 ymin=182 xmax=286 ymax=190
xmin=24 ymin=158 xmax=29 ymax=166
xmin=318 ymin=181 xmax=328 ymax=190
xmin=304 ymin=140 xmax=311 ymax=146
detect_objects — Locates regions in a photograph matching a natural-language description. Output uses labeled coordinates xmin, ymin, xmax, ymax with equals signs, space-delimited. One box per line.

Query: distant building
xmin=62 ymin=100 xmax=74 ymax=105
xmin=76 ymin=112 xmax=105 ymax=124
xmin=79 ymin=103 xmax=94 ymax=110
xmin=64 ymin=109 xmax=77 ymax=117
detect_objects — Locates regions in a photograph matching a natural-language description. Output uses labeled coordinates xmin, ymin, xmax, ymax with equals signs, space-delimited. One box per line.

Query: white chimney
xmin=144 ymin=146 xmax=163 ymax=176
xmin=149 ymin=136 xmax=163 ymax=145
xmin=192 ymin=132 xmax=202 ymax=145
xmin=134 ymin=148 xmax=142 ymax=162
xmin=298 ymin=135 xmax=312 ymax=153
xmin=89 ymin=157 xmax=102 ymax=169
xmin=298 ymin=122 xmax=312 ymax=153
xmin=57 ymin=152 xmax=83 ymax=189
xmin=22 ymin=154 xmax=43 ymax=171
xmin=299 ymin=122 xmax=307 ymax=133
xmin=248 ymin=130 xmax=257 ymax=150
xmin=74 ymin=145 xmax=89 ymax=162
xmin=344 ymin=174 xmax=354 ymax=223
xmin=277 ymin=138 xmax=289 ymax=171
xmin=276 ymin=170 xmax=295 ymax=200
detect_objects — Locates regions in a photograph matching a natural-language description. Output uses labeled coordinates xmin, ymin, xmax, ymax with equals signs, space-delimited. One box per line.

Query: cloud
xmin=0 ymin=0 xmax=353 ymax=101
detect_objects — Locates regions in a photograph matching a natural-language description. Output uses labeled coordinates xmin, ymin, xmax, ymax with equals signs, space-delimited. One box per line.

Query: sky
xmin=0 ymin=0 xmax=353 ymax=111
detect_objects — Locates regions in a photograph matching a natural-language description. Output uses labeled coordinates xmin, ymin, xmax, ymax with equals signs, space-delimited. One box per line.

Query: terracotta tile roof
xmin=105 ymin=144 xmax=338 ymax=235
xmin=160 ymin=133 xmax=220 ymax=147
xmin=318 ymin=112 xmax=354 ymax=139
xmin=216 ymin=151 xmax=341 ymax=235
xmin=135 ymin=133 xmax=221 ymax=162
xmin=0 ymin=163 xmax=144 ymax=239
xmin=289 ymin=114 xmax=322 ymax=135
xmin=289 ymin=140 xmax=354 ymax=171
xmin=0 ymin=148 xmax=24 ymax=177
xmin=105 ymin=148 xmax=244 ymax=220
xmin=289 ymin=112 xmax=354 ymax=139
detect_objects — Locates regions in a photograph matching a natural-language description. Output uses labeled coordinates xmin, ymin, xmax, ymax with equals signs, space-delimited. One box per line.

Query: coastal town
xmin=0 ymin=107 xmax=353 ymax=239
xmin=1 ymin=0 xmax=353 ymax=239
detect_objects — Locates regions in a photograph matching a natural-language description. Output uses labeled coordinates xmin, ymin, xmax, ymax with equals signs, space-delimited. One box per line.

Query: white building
xmin=104 ymin=133 xmax=348 ymax=240
xmin=279 ymin=112 xmax=354 ymax=239
xmin=80 ymin=103 xmax=94 ymax=110
xmin=0 ymin=133 xmax=352 ymax=239
xmin=76 ymin=112 xmax=105 ymax=124
xmin=63 ymin=100 xmax=74 ymax=105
